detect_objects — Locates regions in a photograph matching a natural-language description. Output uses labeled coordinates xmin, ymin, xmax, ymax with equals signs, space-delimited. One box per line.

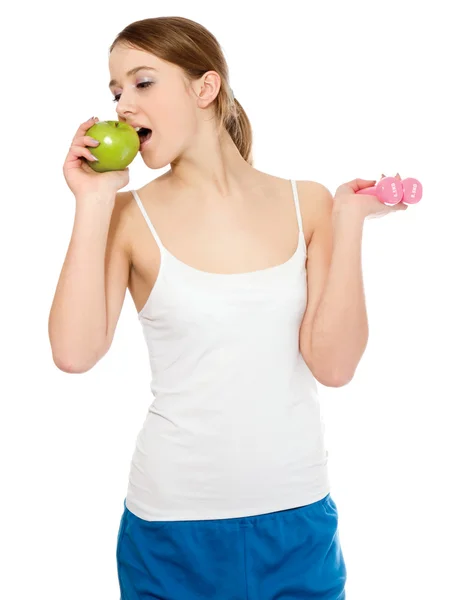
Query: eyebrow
xmin=109 ymin=66 xmax=157 ymax=88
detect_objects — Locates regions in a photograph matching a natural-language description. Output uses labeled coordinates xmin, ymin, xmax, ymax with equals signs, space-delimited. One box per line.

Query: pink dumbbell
xmin=356 ymin=176 xmax=423 ymax=205
xmin=400 ymin=177 xmax=423 ymax=204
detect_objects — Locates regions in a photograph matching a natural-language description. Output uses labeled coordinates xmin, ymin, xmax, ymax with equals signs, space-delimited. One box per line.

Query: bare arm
xmin=299 ymin=183 xmax=368 ymax=386
xmin=48 ymin=191 xmax=131 ymax=373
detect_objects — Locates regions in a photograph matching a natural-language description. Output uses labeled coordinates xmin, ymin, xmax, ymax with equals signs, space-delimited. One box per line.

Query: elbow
xmin=53 ymin=356 xmax=94 ymax=374
xmin=317 ymin=373 xmax=354 ymax=388
xmin=305 ymin=343 xmax=366 ymax=388
xmin=313 ymin=366 xmax=355 ymax=388
xmin=326 ymin=373 xmax=354 ymax=387
xmin=300 ymin=338 xmax=360 ymax=387
xmin=51 ymin=346 xmax=106 ymax=374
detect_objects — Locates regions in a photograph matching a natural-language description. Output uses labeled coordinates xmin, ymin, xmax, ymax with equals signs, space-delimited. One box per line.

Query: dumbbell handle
xmin=356 ymin=176 xmax=403 ymax=205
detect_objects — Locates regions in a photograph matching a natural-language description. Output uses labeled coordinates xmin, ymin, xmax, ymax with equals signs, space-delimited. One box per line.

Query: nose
xmin=116 ymin=104 xmax=136 ymax=123
xmin=115 ymin=89 xmax=138 ymax=118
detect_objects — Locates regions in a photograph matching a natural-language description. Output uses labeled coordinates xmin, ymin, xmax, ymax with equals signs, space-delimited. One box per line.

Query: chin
xmin=140 ymin=150 xmax=170 ymax=171
xmin=141 ymin=139 xmax=182 ymax=169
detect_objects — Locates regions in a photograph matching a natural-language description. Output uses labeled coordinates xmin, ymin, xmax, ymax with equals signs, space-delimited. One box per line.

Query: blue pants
xmin=116 ymin=493 xmax=347 ymax=599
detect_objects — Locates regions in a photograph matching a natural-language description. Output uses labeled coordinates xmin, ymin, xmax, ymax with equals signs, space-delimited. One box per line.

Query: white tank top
xmin=125 ymin=179 xmax=330 ymax=521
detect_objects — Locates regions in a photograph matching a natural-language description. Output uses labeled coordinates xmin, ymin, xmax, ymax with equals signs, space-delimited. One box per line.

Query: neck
xmin=168 ymin=127 xmax=255 ymax=202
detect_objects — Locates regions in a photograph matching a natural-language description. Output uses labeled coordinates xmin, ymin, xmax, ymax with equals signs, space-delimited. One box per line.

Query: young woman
xmin=49 ymin=15 xmax=407 ymax=600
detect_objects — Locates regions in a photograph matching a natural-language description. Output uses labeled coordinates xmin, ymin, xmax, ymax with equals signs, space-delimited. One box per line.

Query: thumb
xmin=349 ymin=178 xmax=377 ymax=192
xmin=357 ymin=178 xmax=377 ymax=185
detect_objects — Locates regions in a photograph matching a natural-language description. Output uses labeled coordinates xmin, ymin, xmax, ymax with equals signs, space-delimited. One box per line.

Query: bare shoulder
xmin=246 ymin=171 xmax=333 ymax=245
xmin=119 ymin=177 xmax=164 ymax=262
xmin=291 ymin=179 xmax=334 ymax=244
xmin=115 ymin=188 xmax=137 ymax=218
xmin=294 ymin=179 xmax=333 ymax=213
xmin=113 ymin=186 xmax=154 ymax=252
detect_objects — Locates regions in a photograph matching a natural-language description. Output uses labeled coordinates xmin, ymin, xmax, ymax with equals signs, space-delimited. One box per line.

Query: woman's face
xmin=108 ymin=44 xmax=202 ymax=169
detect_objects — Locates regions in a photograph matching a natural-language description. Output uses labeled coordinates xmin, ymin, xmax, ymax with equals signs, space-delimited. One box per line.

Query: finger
xmin=65 ymin=143 xmax=99 ymax=164
xmin=72 ymin=117 xmax=99 ymax=142
xmin=353 ymin=178 xmax=377 ymax=191
xmin=335 ymin=180 xmax=372 ymax=196
xmin=74 ymin=135 xmax=101 ymax=148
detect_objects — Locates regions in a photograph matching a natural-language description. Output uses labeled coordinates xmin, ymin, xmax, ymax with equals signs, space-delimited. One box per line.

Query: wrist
xmin=332 ymin=198 xmax=367 ymax=223
xmin=75 ymin=190 xmax=117 ymax=207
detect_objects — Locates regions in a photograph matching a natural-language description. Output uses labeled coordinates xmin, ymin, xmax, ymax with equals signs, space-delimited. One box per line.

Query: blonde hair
xmin=109 ymin=16 xmax=253 ymax=165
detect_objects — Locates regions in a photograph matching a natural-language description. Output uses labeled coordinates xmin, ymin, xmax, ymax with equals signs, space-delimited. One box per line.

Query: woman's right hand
xmin=63 ymin=117 xmax=130 ymax=199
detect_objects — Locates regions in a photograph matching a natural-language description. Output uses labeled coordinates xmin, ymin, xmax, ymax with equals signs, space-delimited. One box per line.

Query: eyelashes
xmin=112 ymin=81 xmax=154 ymax=103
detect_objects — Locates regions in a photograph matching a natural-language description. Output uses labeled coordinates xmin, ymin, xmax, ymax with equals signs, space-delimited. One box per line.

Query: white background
xmin=1 ymin=1 xmax=452 ymax=598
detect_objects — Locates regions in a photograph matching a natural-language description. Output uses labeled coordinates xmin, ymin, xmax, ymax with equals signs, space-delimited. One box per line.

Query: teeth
xmin=134 ymin=127 xmax=141 ymax=131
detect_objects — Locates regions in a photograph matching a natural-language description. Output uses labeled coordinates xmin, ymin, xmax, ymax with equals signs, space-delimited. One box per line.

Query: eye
xmin=112 ymin=81 xmax=153 ymax=103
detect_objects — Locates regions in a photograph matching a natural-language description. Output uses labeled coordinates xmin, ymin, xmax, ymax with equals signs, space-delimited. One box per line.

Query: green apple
xmin=85 ymin=120 xmax=140 ymax=172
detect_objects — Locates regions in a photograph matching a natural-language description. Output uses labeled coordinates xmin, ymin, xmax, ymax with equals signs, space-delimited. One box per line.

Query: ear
xmin=196 ymin=71 xmax=221 ymax=108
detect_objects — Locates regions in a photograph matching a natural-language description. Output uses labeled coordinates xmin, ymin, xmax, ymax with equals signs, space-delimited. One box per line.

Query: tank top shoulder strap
xmin=290 ymin=179 xmax=303 ymax=235
xmin=131 ymin=189 xmax=165 ymax=253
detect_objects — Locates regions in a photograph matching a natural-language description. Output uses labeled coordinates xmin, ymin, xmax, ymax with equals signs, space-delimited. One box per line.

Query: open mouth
xmin=137 ymin=127 xmax=152 ymax=145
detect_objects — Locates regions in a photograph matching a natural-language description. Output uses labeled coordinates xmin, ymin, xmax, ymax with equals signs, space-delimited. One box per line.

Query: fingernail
xmin=91 ymin=138 xmax=100 ymax=145
xmin=90 ymin=153 xmax=99 ymax=161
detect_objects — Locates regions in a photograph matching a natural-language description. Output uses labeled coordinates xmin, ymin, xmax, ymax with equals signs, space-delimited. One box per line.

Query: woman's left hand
xmin=333 ymin=173 xmax=409 ymax=220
